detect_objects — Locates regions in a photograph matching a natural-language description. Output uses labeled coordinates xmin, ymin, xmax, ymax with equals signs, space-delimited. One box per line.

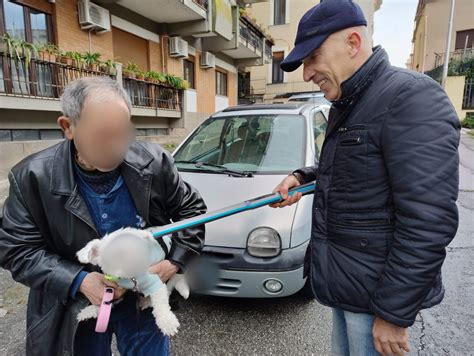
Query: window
xmin=273 ymin=0 xmax=286 ymax=26
xmin=272 ymin=51 xmax=284 ymax=84
xmin=1 ymin=1 xmax=53 ymax=43
xmin=455 ymin=29 xmax=474 ymax=50
xmin=0 ymin=1 xmax=54 ymax=95
xmin=216 ymin=70 xmax=228 ymax=96
xmin=183 ymin=58 xmax=195 ymax=89
xmin=174 ymin=114 xmax=306 ymax=174
xmin=312 ymin=111 xmax=328 ymax=160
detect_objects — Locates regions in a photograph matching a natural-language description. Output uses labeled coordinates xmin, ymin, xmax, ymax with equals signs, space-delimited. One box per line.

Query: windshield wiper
xmin=174 ymin=160 xmax=253 ymax=177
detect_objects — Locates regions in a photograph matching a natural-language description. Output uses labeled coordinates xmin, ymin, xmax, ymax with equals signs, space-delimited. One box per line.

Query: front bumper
xmin=197 ymin=241 xmax=308 ymax=298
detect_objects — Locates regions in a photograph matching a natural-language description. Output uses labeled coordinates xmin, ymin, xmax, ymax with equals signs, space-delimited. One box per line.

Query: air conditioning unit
xmin=169 ymin=37 xmax=189 ymax=58
xmin=201 ymin=51 xmax=216 ymax=69
xmin=78 ymin=0 xmax=111 ymax=34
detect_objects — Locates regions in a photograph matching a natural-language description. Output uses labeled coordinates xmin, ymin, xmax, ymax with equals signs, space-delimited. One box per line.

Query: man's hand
xmin=79 ymin=272 xmax=126 ymax=305
xmin=269 ymin=174 xmax=302 ymax=208
xmin=149 ymin=260 xmax=179 ymax=283
xmin=373 ymin=317 xmax=410 ymax=356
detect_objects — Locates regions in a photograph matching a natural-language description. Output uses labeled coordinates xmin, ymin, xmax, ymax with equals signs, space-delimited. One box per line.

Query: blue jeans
xmin=74 ymin=293 xmax=169 ymax=356
xmin=331 ymin=308 xmax=381 ymax=356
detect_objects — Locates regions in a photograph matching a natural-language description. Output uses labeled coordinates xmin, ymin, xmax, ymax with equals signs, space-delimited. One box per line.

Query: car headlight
xmin=246 ymin=227 xmax=281 ymax=257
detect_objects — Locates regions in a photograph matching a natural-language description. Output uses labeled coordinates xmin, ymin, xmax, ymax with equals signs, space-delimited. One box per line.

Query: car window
xmin=174 ymin=114 xmax=306 ymax=174
xmin=312 ymin=110 xmax=327 ymax=160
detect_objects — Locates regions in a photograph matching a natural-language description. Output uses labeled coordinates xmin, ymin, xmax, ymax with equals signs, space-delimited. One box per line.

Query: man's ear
xmin=57 ymin=116 xmax=74 ymax=140
xmin=346 ymin=31 xmax=362 ymax=58
xmin=77 ymin=239 xmax=102 ymax=265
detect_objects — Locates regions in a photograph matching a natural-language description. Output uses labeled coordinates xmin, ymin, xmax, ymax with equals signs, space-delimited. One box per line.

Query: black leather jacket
xmin=0 ymin=139 xmax=207 ymax=355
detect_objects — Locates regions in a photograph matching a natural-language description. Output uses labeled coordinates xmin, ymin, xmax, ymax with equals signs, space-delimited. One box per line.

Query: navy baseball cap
xmin=281 ymin=0 xmax=367 ymax=72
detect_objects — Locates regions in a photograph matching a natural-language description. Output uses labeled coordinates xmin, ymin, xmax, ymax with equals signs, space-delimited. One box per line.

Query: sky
xmin=373 ymin=0 xmax=419 ymax=68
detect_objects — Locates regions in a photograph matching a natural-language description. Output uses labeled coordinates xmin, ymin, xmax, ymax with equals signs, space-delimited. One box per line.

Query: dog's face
xmin=77 ymin=227 xmax=158 ymax=279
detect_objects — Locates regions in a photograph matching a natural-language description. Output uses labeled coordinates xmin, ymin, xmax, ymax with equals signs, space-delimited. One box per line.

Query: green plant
xmin=145 ymin=70 xmax=166 ymax=84
xmin=71 ymin=51 xmax=85 ymax=69
xmin=461 ymin=113 xmax=474 ymax=129
xmin=83 ymin=51 xmax=101 ymax=70
xmin=124 ymin=62 xmax=139 ymax=72
xmin=3 ymin=36 xmax=38 ymax=68
xmin=164 ymin=73 xmax=188 ymax=90
xmin=100 ymin=59 xmax=116 ymax=75
xmin=36 ymin=42 xmax=59 ymax=61
xmin=136 ymin=70 xmax=145 ymax=80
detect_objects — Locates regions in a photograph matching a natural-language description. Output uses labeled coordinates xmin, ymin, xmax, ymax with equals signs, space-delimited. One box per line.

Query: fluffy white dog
xmin=76 ymin=227 xmax=190 ymax=336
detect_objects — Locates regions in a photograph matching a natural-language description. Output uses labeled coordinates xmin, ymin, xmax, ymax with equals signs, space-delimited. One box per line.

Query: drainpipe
xmin=441 ymin=0 xmax=456 ymax=89
xmin=161 ymin=35 xmax=168 ymax=74
xmin=421 ymin=15 xmax=428 ymax=73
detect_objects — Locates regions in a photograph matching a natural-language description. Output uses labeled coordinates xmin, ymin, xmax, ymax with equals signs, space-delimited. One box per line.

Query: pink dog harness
xmin=95 ymin=287 xmax=114 ymax=333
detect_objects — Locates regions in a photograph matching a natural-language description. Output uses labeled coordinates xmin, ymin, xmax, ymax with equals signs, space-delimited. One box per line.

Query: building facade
xmin=0 ymin=0 xmax=272 ymax=144
xmin=238 ymin=0 xmax=382 ymax=103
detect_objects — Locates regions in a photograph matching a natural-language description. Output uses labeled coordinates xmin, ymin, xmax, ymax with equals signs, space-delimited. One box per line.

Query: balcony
xmin=202 ymin=13 xmax=273 ymax=68
xmin=117 ymin=0 xmax=207 ymax=24
xmin=0 ymin=54 xmax=183 ymax=118
xmin=222 ymin=17 xmax=263 ymax=59
xmin=434 ymin=48 xmax=473 ymax=68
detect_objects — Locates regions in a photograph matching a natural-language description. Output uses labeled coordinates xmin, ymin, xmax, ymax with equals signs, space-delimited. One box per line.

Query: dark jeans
xmin=74 ymin=293 xmax=169 ymax=356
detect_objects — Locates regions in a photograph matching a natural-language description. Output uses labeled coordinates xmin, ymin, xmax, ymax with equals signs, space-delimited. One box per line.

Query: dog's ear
xmin=76 ymin=239 xmax=102 ymax=265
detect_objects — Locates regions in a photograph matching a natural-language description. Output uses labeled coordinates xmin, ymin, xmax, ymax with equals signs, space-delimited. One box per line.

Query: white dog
xmin=76 ymin=227 xmax=190 ymax=336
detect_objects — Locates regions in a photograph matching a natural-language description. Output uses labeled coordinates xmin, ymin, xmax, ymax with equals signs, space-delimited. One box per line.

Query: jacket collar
xmin=332 ymin=46 xmax=389 ymax=110
xmin=324 ymin=46 xmax=389 ymax=138
xmin=50 ymin=140 xmax=154 ymax=196
xmin=50 ymin=140 xmax=155 ymax=227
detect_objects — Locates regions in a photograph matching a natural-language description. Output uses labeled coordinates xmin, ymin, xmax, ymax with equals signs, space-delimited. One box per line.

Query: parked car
xmin=172 ymin=103 xmax=328 ymax=298
xmin=288 ymin=92 xmax=331 ymax=111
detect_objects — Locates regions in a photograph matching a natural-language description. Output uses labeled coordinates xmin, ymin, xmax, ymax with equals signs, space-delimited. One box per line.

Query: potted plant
xmin=39 ymin=43 xmax=59 ymax=62
xmin=83 ymin=51 xmax=101 ymax=71
xmin=11 ymin=39 xmax=38 ymax=68
xmin=99 ymin=59 xmax=116 ymax=75
xmin=123 ymin=62 xmax=139 ymax=79
xmin=1 ymin=33 xmax=14 ymax=58
xmin=70 ymin=51 xmax=85 ymax=69
xmin=136 ymin=70 xmax=145 ymax=80
xmin=59 ymin=51 xmax=74 ymax=66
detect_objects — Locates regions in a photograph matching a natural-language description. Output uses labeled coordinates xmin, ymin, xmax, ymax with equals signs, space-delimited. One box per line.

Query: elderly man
xmin=271 ymin=1 xmax=460 ymax=355
xmin=0 ymin=77 xmax=206 ymax=355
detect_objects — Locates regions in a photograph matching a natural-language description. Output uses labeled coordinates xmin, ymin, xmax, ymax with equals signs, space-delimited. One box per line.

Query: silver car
xmin=173 ymin=103 xmax=328 ymax=298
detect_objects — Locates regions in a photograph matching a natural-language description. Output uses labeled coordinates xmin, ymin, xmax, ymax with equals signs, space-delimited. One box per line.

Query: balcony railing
xmin=239 ymin=18 xmax=263 ymax=51
xmin=0 ymin=54 xmax=114 ymax=100
xmin=434 ymin=48 xmax=473 ymax=68
xmin=123 ymin=78 xmax=182 ymax=111
xmin=0 ymin=53 xmax=183 ymax=112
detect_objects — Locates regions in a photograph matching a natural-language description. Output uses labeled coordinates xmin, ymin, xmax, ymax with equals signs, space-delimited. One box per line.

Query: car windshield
xmin=174 ymin=114 xmax=306 ymax=174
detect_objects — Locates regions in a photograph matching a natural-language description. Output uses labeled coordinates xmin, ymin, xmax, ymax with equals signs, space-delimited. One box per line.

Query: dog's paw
xmin=156 ymin=312 xmax=180 ymax=336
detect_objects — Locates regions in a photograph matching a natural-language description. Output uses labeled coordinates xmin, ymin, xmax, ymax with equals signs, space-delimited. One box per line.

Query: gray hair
xmin=60 ymin=77 xmax=132 ymax=123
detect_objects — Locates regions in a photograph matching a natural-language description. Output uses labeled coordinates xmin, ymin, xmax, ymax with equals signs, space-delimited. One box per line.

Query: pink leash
xmin=95 ymin=287 xmax=114 ymax=333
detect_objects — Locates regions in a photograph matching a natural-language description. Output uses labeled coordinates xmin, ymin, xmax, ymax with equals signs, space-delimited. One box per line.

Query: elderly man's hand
xmin=373 ymin=317 xmax=410 ymax=356
xmin=269 ymin=174 xmax=302 ymax=208
xmin=149 ymin=260 xmax=179 ymax=283
xmin=79 ymin=272 xmax=126 ymax=305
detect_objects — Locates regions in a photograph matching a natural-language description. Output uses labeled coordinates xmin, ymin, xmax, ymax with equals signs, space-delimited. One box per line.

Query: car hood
xmin=179 ymin=172 xmax=298 ymax=248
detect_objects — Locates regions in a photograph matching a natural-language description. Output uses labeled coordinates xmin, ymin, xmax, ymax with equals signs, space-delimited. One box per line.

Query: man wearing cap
xmin=271 ymin=1 xmax=460 ymax=355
